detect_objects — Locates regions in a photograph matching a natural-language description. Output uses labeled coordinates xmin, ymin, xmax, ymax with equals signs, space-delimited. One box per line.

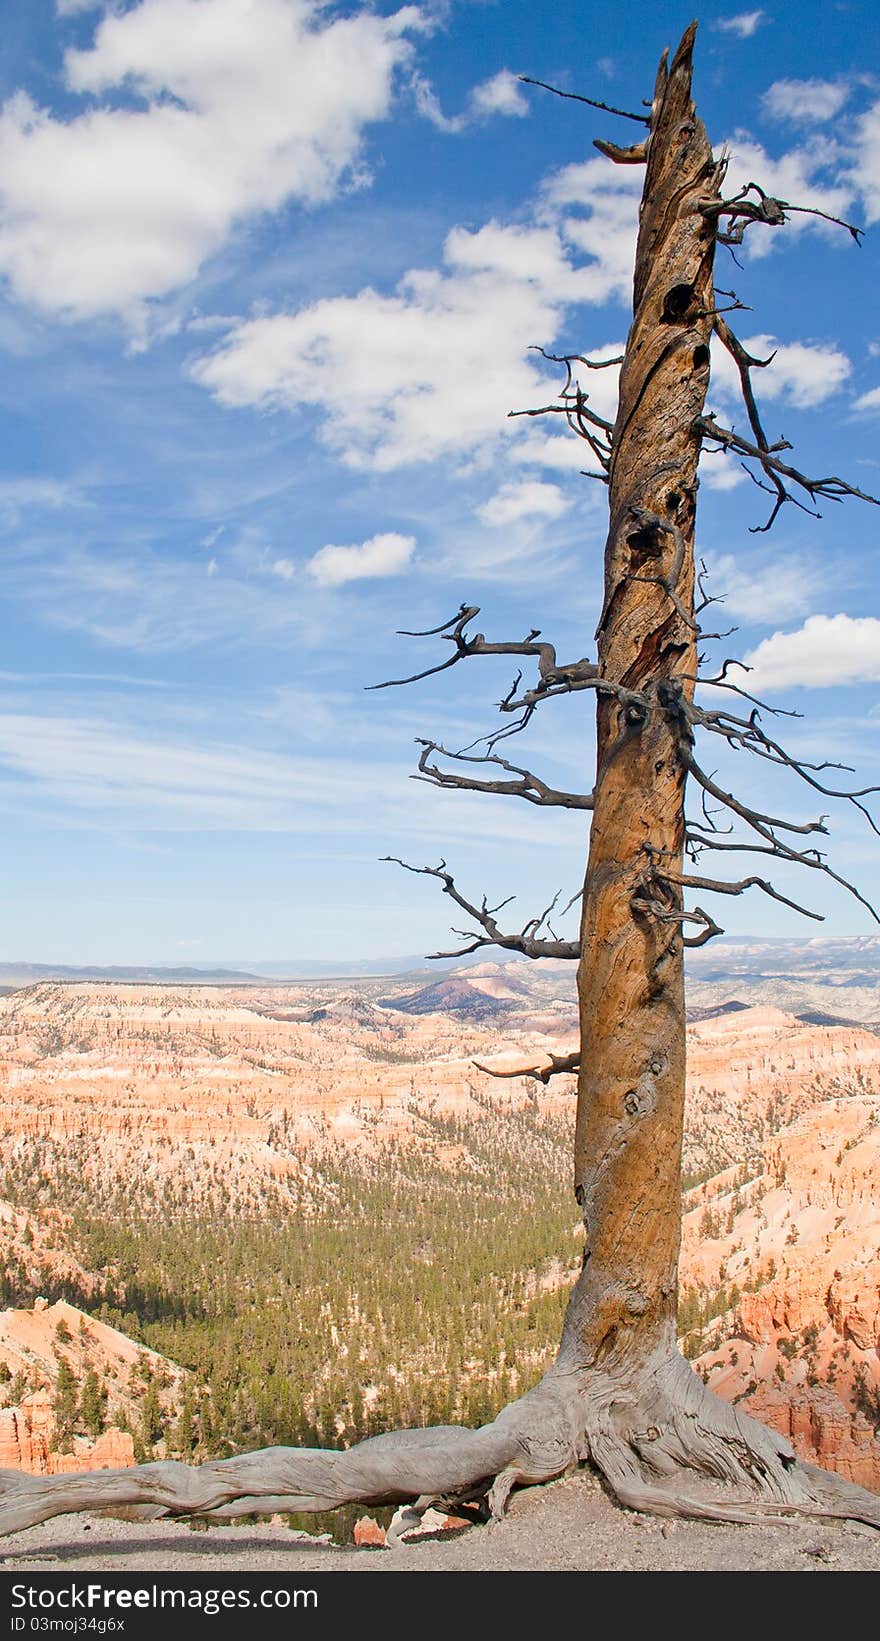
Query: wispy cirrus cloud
xmin=853 ymin=385 xmax=880 ymax=414
xmin=0 ymin=704 xmax=579 ymax=853
xmin=708 ymin=552 xmax=827 ymax=625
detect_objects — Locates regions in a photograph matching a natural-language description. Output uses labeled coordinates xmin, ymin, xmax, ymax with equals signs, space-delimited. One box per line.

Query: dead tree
xmin=2 ymin=22 xmax=879 ymax=1540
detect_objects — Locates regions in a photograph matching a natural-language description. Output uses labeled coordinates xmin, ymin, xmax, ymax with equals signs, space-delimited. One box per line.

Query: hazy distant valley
xmin=1 ymin=936 xmax=879 ymax=1510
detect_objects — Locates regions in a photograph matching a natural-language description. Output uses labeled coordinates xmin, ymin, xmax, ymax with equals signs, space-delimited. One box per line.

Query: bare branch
xmin=686 ymin=698 xmax=880 ymax=836
xmin=369 ymin=603 xmax=601 ymax=696
xmin=663 ymin=868 xmax=824 ymax=922
xmin=688 ymin=658 xmax=801 ymax=719
xmin=682 ymin=762 xmax=880 ymax=925
xmin=413 ymin=740 xmax=594 ymax=810
xmin=630 ymin=892 xmax=726 ymax=947
xmin=381 ymin=857 xmax=580 ymax=960
xmin=529 ymin=346 xmax=624 ymax=374
xmin=682 ymin=908 xmax=724 ymax=949
xmin=473 ymin=1050 xmax=580 ymax=1085
xmin=697 ymin=411 xmax=880 ymax=533
xmin=594 ymin=137 xmax=649 ymax=163
xmin=699 ymin=181 xmax=864 ymax=246
xmin=684 ymin=754 xmax=828 ymax=839
xmin=518 ymin=75 xmax=650 ymax=126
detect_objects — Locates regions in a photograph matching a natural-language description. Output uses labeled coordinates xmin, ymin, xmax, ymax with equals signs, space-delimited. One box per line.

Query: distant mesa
xmin=379 ymin=975 xmax=518 ymax=1019
xmin=687 ymin=999 xmax=750 ymax=1023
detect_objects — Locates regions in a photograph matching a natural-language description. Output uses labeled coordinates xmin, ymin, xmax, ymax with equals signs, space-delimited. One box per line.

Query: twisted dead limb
xmin=413 ymin=740 xmax=594 ymax=811
xmin=473 ymin=1049 xmax=580 ymax=1083
xmin=380 ymin=858 xmax=580 ymax=960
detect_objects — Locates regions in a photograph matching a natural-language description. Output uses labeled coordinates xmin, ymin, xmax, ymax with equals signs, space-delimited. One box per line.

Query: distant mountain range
xmin=0 ymin=963 xmax=262 ymax=985
xmin=0 ymin=935 xmax=877 ymax=991
xmin=0 ymin=951 xmax=496 ymax=986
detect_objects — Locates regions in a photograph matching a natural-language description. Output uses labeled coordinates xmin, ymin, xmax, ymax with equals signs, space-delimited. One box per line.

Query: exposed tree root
xmin=1 ymin=1354 xmax=878 ymax=1542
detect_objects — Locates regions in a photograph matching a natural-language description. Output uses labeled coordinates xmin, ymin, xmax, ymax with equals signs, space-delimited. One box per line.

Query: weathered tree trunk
xmin=569 ymin=21 xmax=715 ymax=1376
xmin=1 ymin=24 xmax=879 ymax=1541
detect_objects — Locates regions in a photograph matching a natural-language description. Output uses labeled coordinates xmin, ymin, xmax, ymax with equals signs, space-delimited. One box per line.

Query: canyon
xmin=0 ymin=941 xmax=877 ymax=1496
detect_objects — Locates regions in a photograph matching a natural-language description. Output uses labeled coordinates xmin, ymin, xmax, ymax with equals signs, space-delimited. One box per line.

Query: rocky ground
xmin=2 ymin=1470 xmax=880 ymax=1573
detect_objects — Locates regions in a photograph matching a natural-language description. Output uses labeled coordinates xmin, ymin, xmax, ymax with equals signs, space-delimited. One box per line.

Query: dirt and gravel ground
xmin=2 ymin=1470 xmax=880 ymax=1574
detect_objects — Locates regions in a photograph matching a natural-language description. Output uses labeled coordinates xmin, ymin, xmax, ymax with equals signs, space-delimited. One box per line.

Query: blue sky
xmin=0 ymin=0 xmax=878 ymax=965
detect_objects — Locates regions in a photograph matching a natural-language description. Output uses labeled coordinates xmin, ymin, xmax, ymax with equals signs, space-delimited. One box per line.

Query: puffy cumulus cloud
xmin=191 ymin=270 xmax=552 ymax=470
xmin=477 ymin=480 xmax=570 ymax=527
xmin=0 ymin=0 xmax=421 ymax=328
xmin=191 ymin=209 xmax=630 ymax=469
xmin=542 ymin=158 xmax=640 ymax=307
xmin=413 ymin=67 xmax=528 ymax=132
xmin=716 ymin=11 xmax=765 ymax=37
xmin=743 ymin=614 xmax=880 ymax=690
xmin=189 ymin=154 xmax=635 ymax=473
xmin=306 ymin=531 xmax=415 ymax=587
xmin=762 ymin=78 xmax=851 ymax=125
xmin=710 ymin=333 xmax=851 ymax=410
xmin=470 ymin=71 xmax=529 ymax=119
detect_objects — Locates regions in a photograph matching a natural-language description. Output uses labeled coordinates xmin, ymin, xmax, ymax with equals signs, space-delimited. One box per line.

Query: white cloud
xmin=0 ymin=708 xmax=412 ymax=832
xmin=698 ymin=446 xmax=748 ymax=492
xmin=470 ymin=71 xmax=528 ymax=120
xmin=18 ymin=540 xmax=315 ymax=652
xmin=710 ymin=332 xmax=851 ymax=409
xmin=0 ymin=0 xmax=420 ymax=328
xmin=743 ymin=614 xmax=880 ymax=689
xmin=412 ymin=68 xmax=528 ymax=132
xmin=191 ymin=244 xmax=565 ymax=470
xmin=477 ymin=480 xmax=569 ymax=527
xmin=716 ymin=11 xmax=765 ymax=37
xmin=514 ymin=432 xmax=603 ymax=473
xmin=307 ymin=531 xmax=415 ymax=587
xmin=762 ymin=78 xmax=850 ymax=125
xmin=852 ymin=101 xmax=880 ymax=224
xmin=0 ymin=705 xmax=577 ymax=850
xmin=543 ymin=158 xmax=641 ymax=307
xmin=271 ymin=557 xmax=296 ymax=580
xmin=853 ymin=385 xmax=880 ymax=413
xmin=191 ymin=188 xmax=631 ymax=472
xmin=0 ymin=476 xmax=88 ymax=523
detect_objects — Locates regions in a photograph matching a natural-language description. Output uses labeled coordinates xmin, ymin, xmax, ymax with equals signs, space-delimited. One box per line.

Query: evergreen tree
xmin=80 ymin=1367 xmax=107 ymax=1440
xmin=52 ymin=1360 xmax=79 ymax=1452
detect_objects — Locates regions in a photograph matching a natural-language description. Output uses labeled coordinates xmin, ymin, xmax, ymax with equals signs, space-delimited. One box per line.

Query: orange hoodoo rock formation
xmin=0 ymin=1297 xmax=184 ymax=1477
xmin=0 ymin=1393 xmax=134 ymax=1475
